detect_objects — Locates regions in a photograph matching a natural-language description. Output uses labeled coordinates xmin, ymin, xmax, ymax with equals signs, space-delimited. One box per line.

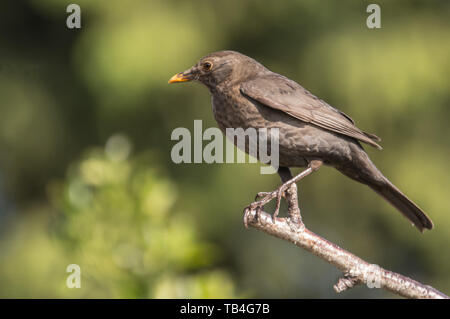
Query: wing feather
xmin=240 ymin=75 xmax=382 ymax=149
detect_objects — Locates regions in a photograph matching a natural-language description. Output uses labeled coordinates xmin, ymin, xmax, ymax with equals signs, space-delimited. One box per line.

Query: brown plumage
xmin=169 ymin=50 xmax=433 ymax=232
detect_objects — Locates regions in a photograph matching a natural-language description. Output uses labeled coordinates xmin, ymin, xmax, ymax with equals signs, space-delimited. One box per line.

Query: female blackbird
xmin=169 ymin=51 xmax=433 ymax=232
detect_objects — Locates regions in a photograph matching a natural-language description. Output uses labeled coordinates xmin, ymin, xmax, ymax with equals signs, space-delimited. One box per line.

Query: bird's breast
xmin=211 ymin=88 xmax=257 ymax=130
xmin=210 ymin=88 xmax=355 ymax=167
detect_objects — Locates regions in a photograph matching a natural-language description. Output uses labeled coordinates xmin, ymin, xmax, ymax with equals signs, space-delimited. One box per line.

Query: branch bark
xmin=245 ymin=208 xmax=448 ymax=299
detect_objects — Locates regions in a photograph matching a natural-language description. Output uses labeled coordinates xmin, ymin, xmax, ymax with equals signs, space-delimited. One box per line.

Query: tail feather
xmin=363 ymin=131 xmax=382 ymax=142
xmin=370 ymin=179 xmax=433 ymax=232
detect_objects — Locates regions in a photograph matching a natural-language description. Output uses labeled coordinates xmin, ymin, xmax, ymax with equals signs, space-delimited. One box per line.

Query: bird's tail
xmin=369 ymin=178 xmax=433 ymax=232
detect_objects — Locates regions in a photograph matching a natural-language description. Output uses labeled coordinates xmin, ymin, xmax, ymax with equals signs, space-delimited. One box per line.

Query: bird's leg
xmin=243 ymin=160 xmax=323 ymax=228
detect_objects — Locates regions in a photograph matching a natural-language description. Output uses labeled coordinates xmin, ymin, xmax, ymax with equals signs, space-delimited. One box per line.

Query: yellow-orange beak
xmin=168 ymin=72 xmax=191 ymax=84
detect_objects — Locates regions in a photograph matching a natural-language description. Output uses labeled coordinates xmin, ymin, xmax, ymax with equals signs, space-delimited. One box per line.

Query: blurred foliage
xmin=0 ymin=135 xmax=237 ymax=298
xmin=0 ymin=0 xmax=449 ymax=298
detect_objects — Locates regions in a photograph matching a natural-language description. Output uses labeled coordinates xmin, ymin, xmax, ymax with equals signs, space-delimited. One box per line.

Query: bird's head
xmin=169 ymin=50 xmax=267 ymax=90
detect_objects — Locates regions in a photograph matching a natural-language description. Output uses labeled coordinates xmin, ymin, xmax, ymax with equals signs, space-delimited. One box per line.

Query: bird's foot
xmin=243 ymin=185 xmax=288 ymax=228
xmin=243 ymin=163 xmax=323 ymax=229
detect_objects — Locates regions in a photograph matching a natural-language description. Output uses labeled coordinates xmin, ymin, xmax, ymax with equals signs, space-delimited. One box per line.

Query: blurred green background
xmin=0 ymin=0 xmax=449 ymax=298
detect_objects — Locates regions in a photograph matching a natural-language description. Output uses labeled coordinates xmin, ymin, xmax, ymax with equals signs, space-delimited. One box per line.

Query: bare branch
xmin=245 ymin=208 xmax=448 ymax=299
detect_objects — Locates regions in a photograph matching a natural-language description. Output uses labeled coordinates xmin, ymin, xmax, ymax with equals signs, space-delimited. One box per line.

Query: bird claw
xmin=243 ymin=199 xmax=265 ymax=228
xmin=243 ymin=186 xmax=287 ymax=227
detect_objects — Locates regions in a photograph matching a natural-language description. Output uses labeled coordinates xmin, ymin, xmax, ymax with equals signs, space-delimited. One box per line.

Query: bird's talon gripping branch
xmin=245 ymin=183 xmax=292 ymax=226
xmin=246 ymin=164 xmax=322 ymax=228
xmin=243 ymin=203 xmax=265 ymax=228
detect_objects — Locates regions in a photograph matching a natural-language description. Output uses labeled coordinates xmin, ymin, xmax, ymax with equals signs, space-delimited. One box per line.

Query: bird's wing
xmin=240 ymin=74 xmax=382 ymax=149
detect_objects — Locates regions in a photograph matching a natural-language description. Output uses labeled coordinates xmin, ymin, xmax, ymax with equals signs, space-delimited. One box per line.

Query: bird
xmin=168 ymin=50 xmax=433 ymax=232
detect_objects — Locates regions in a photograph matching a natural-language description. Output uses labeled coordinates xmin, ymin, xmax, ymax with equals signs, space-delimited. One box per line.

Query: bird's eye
xmin=202 ymin=61 xmax=213 ymax=71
